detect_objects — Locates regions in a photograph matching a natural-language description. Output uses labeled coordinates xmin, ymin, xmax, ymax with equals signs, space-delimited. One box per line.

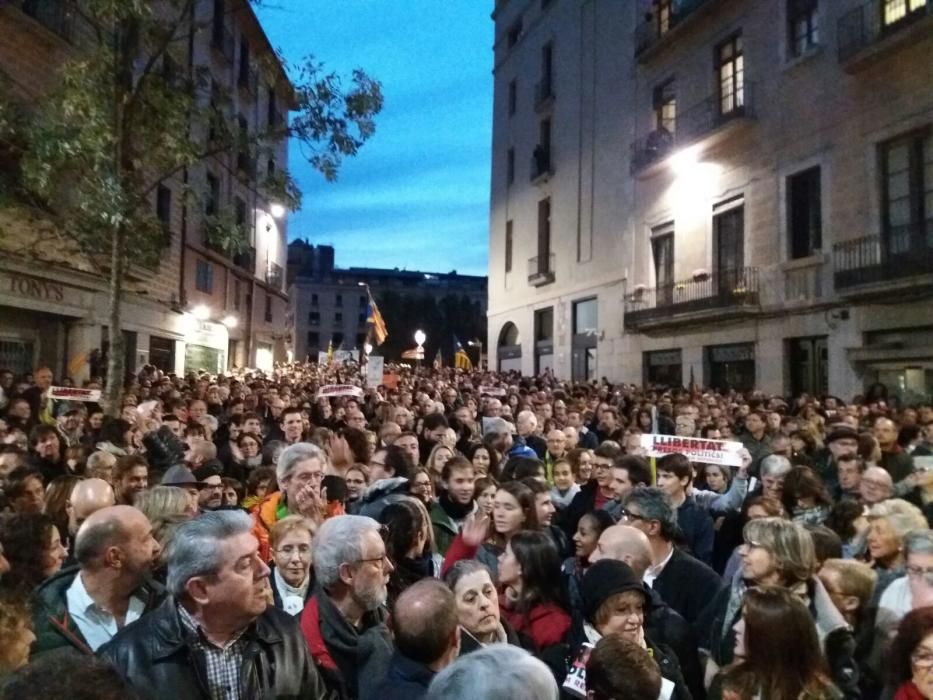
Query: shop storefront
xmin=705 ymin=342 xmax=756 ymax=392
xmin=644 ymin=349 xmax=683 ymax=387
xmin=184 ymin=320 xmax=228 ymax=374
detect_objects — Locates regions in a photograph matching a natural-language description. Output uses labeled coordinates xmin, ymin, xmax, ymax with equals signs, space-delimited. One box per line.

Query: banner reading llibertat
xmin=639 ymin=433 xmax=745 ymax=467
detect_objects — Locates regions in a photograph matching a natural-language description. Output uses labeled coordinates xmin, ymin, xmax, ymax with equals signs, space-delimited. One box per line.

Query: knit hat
xmin=826 ymin=425 xmax=859 ymax=444
xmin=192 ymin=461 xmax=223 ymax=482
xmin=161 ymin=464 xmax=203 ymax=487
xmin=580 ymin=559 xmax=648 ymax=624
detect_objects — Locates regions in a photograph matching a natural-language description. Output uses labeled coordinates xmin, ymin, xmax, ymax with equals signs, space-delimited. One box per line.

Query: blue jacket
xmin=676 ymin=495 xmax=715 ymax=566
xmin=370 ymin=650 xmax=435 ymax=700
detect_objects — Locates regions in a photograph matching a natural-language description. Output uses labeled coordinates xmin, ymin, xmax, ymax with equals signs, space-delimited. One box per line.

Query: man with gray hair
xmin=621 ymin=487 xmax=721 ymax=625
xmin=426 ymin=645 xmax=558 ymax=700
xmin=251 ymin=441 xmax=331 ymax=561
xmin=300 ymin=514 xmax=394 ymax=700
xmin=99 ymin=510 xmax=326 ymax=699
xmin=31 ymin=505 xmax=164 ymax=656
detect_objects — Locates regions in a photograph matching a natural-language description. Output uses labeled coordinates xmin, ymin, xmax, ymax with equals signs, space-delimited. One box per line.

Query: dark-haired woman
xmin=783 ymin=466 xmax=833 ymax=526
xmin=381 ymin=497 xmax=437 ymax=606
xmin=562 ymin=510 xmax=615 ymax=611
xmin=710 ymin=585 xmax=841 ymax=700
xmin=888 ymin=606 xmax=933 ymax=700
xmin=0 ymin=513 xmax=68 ymax=595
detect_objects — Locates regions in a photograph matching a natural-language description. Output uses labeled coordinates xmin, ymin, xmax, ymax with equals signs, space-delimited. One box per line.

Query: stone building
xmin=0 ymin=0 xmax=291 ymax=379
xmin=486 ymin=0 xmax=933 ymax=400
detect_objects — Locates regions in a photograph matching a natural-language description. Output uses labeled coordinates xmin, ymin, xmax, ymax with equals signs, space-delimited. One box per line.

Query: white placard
xmin=366 ymin=356 xmax=385 ymax=387
xmin=316 ymin=384 xmax=364 ymax=400
xmin=639 ymin=433 xmax=745 ymax=467
xmin=48 ymin=386 xmax=101 ymax=402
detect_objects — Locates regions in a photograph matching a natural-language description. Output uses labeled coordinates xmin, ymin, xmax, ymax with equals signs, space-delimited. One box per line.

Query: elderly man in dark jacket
xmin=98 ymin=510 xmax=326 ymax=700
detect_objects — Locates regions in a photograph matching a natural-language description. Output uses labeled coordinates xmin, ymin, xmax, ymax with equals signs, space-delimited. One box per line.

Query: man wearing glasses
xmin=301 ymin=515 xmax=394 ymax=700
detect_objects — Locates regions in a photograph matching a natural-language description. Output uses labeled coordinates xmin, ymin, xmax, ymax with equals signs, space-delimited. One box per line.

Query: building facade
xmin=487 ymin=0 xmax=933 ymax=401
xmin=288 ymin=241 xmax=488 ymax=362
xmin=0 ymin=0 xmax=291 ymax=379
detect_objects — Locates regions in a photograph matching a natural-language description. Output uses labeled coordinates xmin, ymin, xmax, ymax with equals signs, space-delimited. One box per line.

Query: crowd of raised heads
xmin=1 ymin=361 xmax=933 ymax=699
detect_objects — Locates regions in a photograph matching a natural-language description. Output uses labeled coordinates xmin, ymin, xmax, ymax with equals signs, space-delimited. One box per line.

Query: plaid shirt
xmin=177 ymin=604 xmax=248 ymax=700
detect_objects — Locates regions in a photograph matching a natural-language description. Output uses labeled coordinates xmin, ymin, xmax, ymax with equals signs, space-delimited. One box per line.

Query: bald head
xmin=380 ymin=421 xmax=402 ymax=445
xmin=70 ymin=478 xmax=115 ymax=529
xmin=589 ymin=524 xmax=653 ymax=578
xmin=75 ymin=505 xmax=149 ymax=569
xmin=861 ymin=466 xmax=894 ymax=504
xmin=392 ymin=578 xmax=459 ymax=666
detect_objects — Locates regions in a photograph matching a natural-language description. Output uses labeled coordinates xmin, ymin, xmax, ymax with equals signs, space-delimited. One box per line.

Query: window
xmin=267 ymin=88 xmax=277 ymax=127
xmin=788 ymin=0 xmax=819 ymax=56
xmin=537 ymin=198 xmax=551 ymax=272
xmin=507 ymin=20 xmax=522 ymax=48
xmin=238 ymin=36 xmax=250 ymax=85
xmin=332 ymin=333 xmax=344 ymax=347
xmin=713 ymin=202 xmax=745 ymax=293
xmin=653 ymin=79 xmax=676 ymax=135
xmin=651 ymin=223 xmax=675 ymax=303
xmin=533 ymin=119 xmax=552 ymax=178
xmin=505 ymin=220 xmax=513 ymax=273
xmin=233 ymin=279 xmax=241 ymax=311
xmin=206 ymin=173 xmax=220 ymax=216
xmin=881 ymin=131 xmax=932 ymax=255
xmin=656 ymin=0 xmax=673 ymax=36
xmin=334 ymin=312 xmax=343 ymax=323
xmin=883 ymin=0 xmax=928 ymax=26
xmin=534 ymin=307 xmax=554 ymax=341
xmin=267 ymin=159 xmax=276 ymax=178
xmin=234 ymin=196 xmax=247 ymax=237
xmin=307 ymin=331 xmax=319 ymax=346
xmin=573 ymin=298 xmax=598 ymax=335
xmin=309 ymin=311 xmax=320 ymax=325
xmin=539 ymin=42 xmax=554 ymax=99
xmin=156 ymin=184 xmax=172 ymax=231
xmin=196 ymin=259 xmax=213 ymax=293
xmin=335 ymin=294 xmax=343 ymax=307
xmin=359 ymin=295 xmax=367 ymax=307
xmin=507 ymin=148 xmax=515 ymax=185
xmin=716 ymin=34 xmax=744 ymax=116
xmin=788 ymin=166 xmax=822 ymax=258
xmin=356 ymin=334 xmax=366 ymax=346
xmin=358 ymin=312 xmax=367 ymax=325
xmin=311 ymin=293 xmax=319 ymax=306
xmin=264 ymin=293 xmax=272 ymax=322
xmin=508 ymin=80 xmax=517 ymax=116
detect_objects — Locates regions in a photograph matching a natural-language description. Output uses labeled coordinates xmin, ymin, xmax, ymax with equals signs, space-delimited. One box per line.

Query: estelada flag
xmin=366 ymin=294 xmax=388 ymax=346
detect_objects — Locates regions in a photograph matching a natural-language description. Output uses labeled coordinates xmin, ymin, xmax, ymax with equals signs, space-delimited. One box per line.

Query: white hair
xmin=276 ymin=441 xmax=326 ymax=484
xmin=759 ymin=454 xmax=792 ymax=478
xmin=312 ymin=514 xmax=380 ymax=589
xmin=427 ymin=645 xmax=558 ymax=700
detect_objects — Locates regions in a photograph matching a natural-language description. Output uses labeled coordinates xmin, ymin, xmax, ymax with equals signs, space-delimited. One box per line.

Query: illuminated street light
xmin=669 ymin=145 xmax=700 ymax=175
xmin=221 ymin=315 xmax=238 ymax=328
xmin=270 ymin=202 xmax=286 ymax=218
xmin=192 ymin=305 xmax=211 ymax=320
xmin=414 ymin=329 xmax=426 ymax=347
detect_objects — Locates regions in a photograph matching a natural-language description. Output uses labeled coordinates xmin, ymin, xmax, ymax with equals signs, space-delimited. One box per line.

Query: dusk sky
xmin=255 ymin=2 xmax=493 ymax=276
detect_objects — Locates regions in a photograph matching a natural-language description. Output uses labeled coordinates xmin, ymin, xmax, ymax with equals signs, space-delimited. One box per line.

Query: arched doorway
xmin=497 ymin=322 xmax=522 ymax=372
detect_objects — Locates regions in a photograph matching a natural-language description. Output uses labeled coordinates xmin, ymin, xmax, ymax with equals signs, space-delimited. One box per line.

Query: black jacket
xmin=371 ymin=651 xmax=435 ymax=700
xmin=646 ymin=587 xmax=705 ymax=700
xmin=558 ymin=480 xmax=620 ymax=540
xmin=98 ymin=597 xmax=328 ymax=700
xmin=653 ymin=547 xmax=723 ymax=625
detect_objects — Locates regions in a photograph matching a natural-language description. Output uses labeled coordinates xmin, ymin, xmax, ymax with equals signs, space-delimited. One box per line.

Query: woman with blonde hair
xmin=0 ymin=593 xmax=35 ymax=676
xmin=700 ymin=517 xmax=859 ymax=698
xmin=866 ymin=498 xmax=928 ymax=571
xmin=133 ymin=486 xmax=194 ymax=580
xmin=269 ymin=515 xmax=316 ymax=615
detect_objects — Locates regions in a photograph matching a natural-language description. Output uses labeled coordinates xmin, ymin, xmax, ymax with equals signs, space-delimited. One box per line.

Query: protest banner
xmin=316 ymin=384 xmax=364 ymax=400
xmin=366 ymin=356 xmax=385 ymax=387
xmin=639 ymin=433 xmax=745 ymax=467
xmin=478 ymin=385 xmax=507 ymax=397
xmin=48 ymin=386 xmax=102 ymax=402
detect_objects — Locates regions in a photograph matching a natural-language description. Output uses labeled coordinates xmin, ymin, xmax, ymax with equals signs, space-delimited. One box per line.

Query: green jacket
xmin=30 ymin=565 xmax=166 ymax=658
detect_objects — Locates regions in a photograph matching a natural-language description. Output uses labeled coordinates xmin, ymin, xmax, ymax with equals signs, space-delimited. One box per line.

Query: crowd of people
xmin=0 ymin=360 xmax=932 ymax=699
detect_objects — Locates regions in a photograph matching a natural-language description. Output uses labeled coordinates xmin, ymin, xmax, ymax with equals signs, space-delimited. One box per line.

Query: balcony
xmin=833 ymin=226 xmax=933 ymax=298
xmin=631 ymin=83 xmax=755 ymax=175
xmin=782 ymin=255 xmax=829 ymax=305
xmin=837 ymin=0 xmax=933 ymax=71
xmin=530 ymin=146 xmax=553 ymax=184
xmin=534 ymin=78 xmax=555 ymax=112
xmin=624 ymin=267 xmax=760 ymax=330
xmin=265 ymin=262 xmax=284 ymax=290
xmin=634 ymin=0 xmax=723 ymax=61
xmin=19 ymin=0 xmax=74 ymax=41
xmin=233 ymin=246 xmax=255 ymax=274
xmin=528 ymin=254 xmax=555 ymax=287
xmin=210 ymin=24 xmax=235 ymax=63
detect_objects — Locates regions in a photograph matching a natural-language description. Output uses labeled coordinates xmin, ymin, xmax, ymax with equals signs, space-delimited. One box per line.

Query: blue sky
xmin=255 ymin=1 xmax=493 ymax=276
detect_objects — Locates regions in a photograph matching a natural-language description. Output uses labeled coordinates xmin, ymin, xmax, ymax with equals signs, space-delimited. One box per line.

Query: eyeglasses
xmin=355 ymin=552 xmax=391 ymax=568
xmin=907 ymin=565 xmax=933 ymax=586
xmin=619 ymin=508 xmax=647 ymax=523
xmin=912 ymin=651 xmax=933 ymax=669
xmin=275 ymin=544 xmax=311 ymax=559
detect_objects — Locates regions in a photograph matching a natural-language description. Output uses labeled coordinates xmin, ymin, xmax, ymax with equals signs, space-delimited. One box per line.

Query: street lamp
xmin=364 ymin=342 xmax=373 ymax=356
xmin=468 ymin=338 xmax=483 ymax=369
xmin=269 ymin=202 xmax=285 ymax=219
xmin=192 ymin=305 xmax=211 ymax=321
xmin=414 ymin=329 xmax=426 ymax=368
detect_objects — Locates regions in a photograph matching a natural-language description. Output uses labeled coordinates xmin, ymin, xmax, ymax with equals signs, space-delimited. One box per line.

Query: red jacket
xmin=500 ymin=597 xmax=571 ymax=650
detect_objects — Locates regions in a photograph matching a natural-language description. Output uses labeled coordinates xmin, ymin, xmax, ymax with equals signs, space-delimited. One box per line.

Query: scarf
xmin=314 ymin=588 xmax=392 ymax=700
xmin=273 ymin=567 xmax=309 ymax=616
xmin=439 ymin=491 xmax=474 ymax=521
